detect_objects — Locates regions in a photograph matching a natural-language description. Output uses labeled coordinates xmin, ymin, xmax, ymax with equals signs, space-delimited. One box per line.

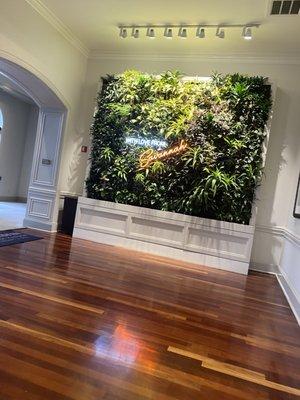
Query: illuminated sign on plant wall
xmin=139 ymin=140 xmax=188 ymax=169
xmin=125 ymin=136 xmax=167 ymax=149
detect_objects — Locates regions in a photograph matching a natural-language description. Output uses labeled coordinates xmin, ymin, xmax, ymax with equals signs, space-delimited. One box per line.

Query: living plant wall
xmin=86 ymin=70 xmax=272 ymax=225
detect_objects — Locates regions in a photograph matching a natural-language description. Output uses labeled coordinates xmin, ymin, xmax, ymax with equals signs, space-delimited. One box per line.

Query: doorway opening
xmin=0 ymin=76 xmax=39 ymax=230
xmin=0 ymin=57 xmax=67 ymax=232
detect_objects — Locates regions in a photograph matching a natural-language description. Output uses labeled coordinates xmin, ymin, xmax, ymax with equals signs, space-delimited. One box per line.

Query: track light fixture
xmin=242 ymin=26 xmax=252 ymax=40
xmin=178 ymin=27 xmax=187 ymax=39
xmin=131 ymin=28 xmax=139 ymax=39
xmin=118 ymin=23 xmax=260 ymax=41
xmin=196 ymin=27 xmax=205 ymax=38
xmin=216 ymin=27 xmax=225 ymax=39
xmin=164 ymin=27 xmax=173 ymax=39
xmin=146 ymin=27 xmax=155 ymax=39
xmin=119 ymin=27 xmax=127 ymax=39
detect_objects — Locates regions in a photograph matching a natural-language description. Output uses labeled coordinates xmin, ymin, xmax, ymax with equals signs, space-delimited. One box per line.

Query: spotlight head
xmin=242 ymin=26 xmax=252 ymax=40
xmin=131 ymin=28 xmax=139 ymax=39
xmin=216 ymin=27 xmax=225 ymax=39
xmin=164 ymin=27 xmax=173 ymax=39
xmin=178 ymin=27 xmax=187 ymax=39
xmin=119 ymin=27 xmax=127 ymax=38
xmin=146 ymin=27 xmax=155 ymax=39
xmin=196 ymin=27 xmax=205 ymax=38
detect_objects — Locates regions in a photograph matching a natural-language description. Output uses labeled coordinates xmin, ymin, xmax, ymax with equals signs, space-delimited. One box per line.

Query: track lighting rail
xmin=118 ymin=23 xmax=260 ymax=40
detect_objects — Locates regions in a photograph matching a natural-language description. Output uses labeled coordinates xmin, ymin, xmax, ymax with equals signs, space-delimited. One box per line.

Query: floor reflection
xmin=94 ymin=325 xmax=140 ymax=365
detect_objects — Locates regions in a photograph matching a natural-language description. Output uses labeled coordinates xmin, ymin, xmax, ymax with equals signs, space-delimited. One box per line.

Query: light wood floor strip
xmin=0 ymin=320 xmax=96 ymax=355
xmin=3 ymin=266 xmax=70 ymax=284
xmin=106 ymin=296 xmax=187 ymax=321
xmin=167 ymin=346 xmax=300 ymax=396
xmin=0 ymin=282 xmax=104 ymax=315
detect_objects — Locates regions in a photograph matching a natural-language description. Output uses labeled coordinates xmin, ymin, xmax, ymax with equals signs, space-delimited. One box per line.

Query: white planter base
xmin=73 ymin=197 xmax=255 ymax=275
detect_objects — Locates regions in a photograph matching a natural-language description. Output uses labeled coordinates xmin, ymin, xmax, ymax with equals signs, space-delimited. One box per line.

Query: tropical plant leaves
xmin=86 ymin=70 xmax=272 ymax=224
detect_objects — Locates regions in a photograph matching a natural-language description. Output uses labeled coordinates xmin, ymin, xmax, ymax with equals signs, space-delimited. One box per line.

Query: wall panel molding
xmin=27 ymin=196 xmax=53 ymax=219
xmin=255 ymin=224 xmax=300 ymax=246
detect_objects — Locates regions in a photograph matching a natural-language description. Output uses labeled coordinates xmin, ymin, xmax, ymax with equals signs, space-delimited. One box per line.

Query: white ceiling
xmin=37 ymin=0 xmax=300 ymax=57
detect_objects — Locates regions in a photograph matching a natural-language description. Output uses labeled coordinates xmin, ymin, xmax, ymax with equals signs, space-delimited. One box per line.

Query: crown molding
xmin=25 ymin=0 xmax=89 ymax=57
xmin=89 ymin=50 xmax=300 ymax=65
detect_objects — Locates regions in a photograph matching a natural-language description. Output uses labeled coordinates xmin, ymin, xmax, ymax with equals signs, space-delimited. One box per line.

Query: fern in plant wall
xmin=86 ymin=70 xmax=272 ymax=225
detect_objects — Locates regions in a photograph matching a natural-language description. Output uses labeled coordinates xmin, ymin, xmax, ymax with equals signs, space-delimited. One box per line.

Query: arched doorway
xmin=0 ymin=58 xmax=67 ymax=231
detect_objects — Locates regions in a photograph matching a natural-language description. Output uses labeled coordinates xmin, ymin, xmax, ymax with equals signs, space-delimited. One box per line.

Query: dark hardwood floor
xmin=0 ymin=229 xmax=299 ymax=400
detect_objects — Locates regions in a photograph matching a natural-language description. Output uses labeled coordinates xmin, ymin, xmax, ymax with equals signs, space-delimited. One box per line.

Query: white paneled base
xmin=74 ymin=227 xmax=250 ymax=274
xmin=74 ymin=197 xmax=255 ymax=275
xmin=24 ymin=187 xmax=58 ymax=231
xmin=23 ymin=217 xmax=57 ymax=232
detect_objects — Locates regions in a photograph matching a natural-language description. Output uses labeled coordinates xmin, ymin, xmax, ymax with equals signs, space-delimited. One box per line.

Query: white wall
xmin=0 ymin=91 xmax=30 ymax=199
xmin=0 ymin=0 xmax=88 ymax=196
xmin=81 ymin=56 xmax=300 ymax=268
xmin=278 ymin=131 xmax=300 ymax=322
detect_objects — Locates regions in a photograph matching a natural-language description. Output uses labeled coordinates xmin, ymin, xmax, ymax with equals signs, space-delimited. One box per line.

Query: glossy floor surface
xmin=0 ymin=230 xmax=299 ymax=400
xmin=0 ymin=202 xmax=26 ymax=230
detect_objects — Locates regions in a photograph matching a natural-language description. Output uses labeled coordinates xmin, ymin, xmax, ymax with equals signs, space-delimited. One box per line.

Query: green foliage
xmin=86 ymin=70 xmax=272 ymax=224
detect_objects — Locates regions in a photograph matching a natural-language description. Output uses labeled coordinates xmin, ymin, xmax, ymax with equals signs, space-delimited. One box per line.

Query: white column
xmin=24 ymin=108 xmax=65 ymax=231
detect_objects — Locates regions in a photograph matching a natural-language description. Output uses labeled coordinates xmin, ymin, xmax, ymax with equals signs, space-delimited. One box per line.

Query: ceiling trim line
xmin=89 ymin=51 xmax=300 ymax=65
xmin=25 ymin=0 xmax=89 ymax=57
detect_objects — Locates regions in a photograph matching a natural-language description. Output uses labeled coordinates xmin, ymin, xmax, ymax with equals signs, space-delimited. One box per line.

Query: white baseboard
xmin=0 ymin=196 xmax=16 ymax=202
xmin=277 ymin=272 xmax=300 ymax=325
xmin=250 ymin=263 xmax=299 ymax=325
xmin=249 ymin=262 xmax=280 ymax=275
